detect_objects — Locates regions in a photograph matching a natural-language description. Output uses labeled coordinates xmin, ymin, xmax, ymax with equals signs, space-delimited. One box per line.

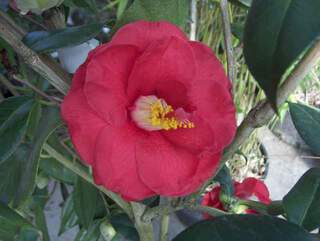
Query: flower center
xmin=131 ymin=95 xmax=195 ymax=131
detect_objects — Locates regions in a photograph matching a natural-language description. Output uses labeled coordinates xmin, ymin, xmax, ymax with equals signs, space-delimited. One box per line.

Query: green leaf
xmin=0 ymin=96 xmax=32 ymax=163
xmin=289 ymin=102 xmax=320 ymax=155
xmin=0 ymin=202 xmax=39 ymax=241
xmin=229 ymin=0 xmax=252 ymax=7
xmin=18 ymin=227 xmax=40 ymax=241
xmin=34 ymin=206 xmax=50 ymax=241
xmin=213 ymin=165 xmax=234 ymax=197
xmin=74 ymin=177 xmax=99 ymax=229
xmin=59 ymin=194 xmax=78 ymax=235
xmin=109 ymin=214 xmax=139 ymax=241
xmin=40 ymin=134 xmax=76 ymax=185
xmin=27 ymin=101 xmax=42 ymax=140
xmin=15 ymin=0 xmax=64 ymax=14
xmin=283 ymin=168 xmax=320 ymax=231
xmin=0 ymin=144 xmax=31 ymax=204
xmin=231 ymin=23 xmax=244 ymax=41
xmin=23 ymin=23 xmax=103 ymax=53
xmin=114 ymin=0 xmax=189 ymax=31
xmin=172 ymin=215 xmax=314 ymax=241
xmin=74 ymin=220 xmax=101 ymax=241
xmin=117 ymin=0 xmax=129 ymax=19
xmin=243 ymin=0 xmax=320 ymax=109
xmin=65 ymin=0 xmax=97 ymax=12
xmin=13 ymin=107 xmax=62 ymax=207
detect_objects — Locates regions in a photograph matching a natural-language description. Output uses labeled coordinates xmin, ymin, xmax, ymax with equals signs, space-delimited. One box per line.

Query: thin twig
xmin=190 ymin=0 xmax=197 ymax=41
xmin=223 ymin=40 xmax=320 ymax=162
xmin=141 ymin=201 xmax=227 ymax=222
xmin=0 ymin=74 xmax=20 ymax=96
xmin=13 ymin=75 xmax=62 ymax=104
xmin=159 ymin=197 xmax=170 ymax=241
xmin=189 ymin=205 xmax=228 ymax=217
xmin=20 ymin=14 xmax=48 ymax=30
xmin=220 ymin=0 xmax=235 ymax=84
xmin=130 ymin=202 xmax=155 ymax=241
xmin=0 ymin=11 xmax=70 ymax=95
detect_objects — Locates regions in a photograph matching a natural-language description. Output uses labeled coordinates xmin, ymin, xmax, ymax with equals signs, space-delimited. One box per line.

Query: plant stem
xmin=0 ymin=74 xmax=20 ymax=96
xmin=0 ymin=11 xmax=70 ymax=95
xmin=222 ymin=40 xmax=320 ymax=163
xmin=159 ymin=213 xmax=170 ymax=241
xmin=220 ymin=0 xmax=235 ymax=84
xmin=131 ymin=202 xmax=155 ymax=241
xmin=43 ymin=143 xmax=133 ymax=219
xmin=267 ymin=200 xmax=285 ymax=216
xmin=237 ymin=199 xmax=268 ymax=214
xmin=13 ymin=75 xmax=62 ymax=104
xmin=159 ymin=197 xmax=170 ymax=241
xmin=189 ymin=205 xmax=228 ymax=217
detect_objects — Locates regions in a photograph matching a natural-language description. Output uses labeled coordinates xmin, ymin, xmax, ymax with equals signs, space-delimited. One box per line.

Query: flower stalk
xmin=131 ymin=202 xmax=155 ymax=241
xmin=159 ymin=197 xmax=170 ymax=241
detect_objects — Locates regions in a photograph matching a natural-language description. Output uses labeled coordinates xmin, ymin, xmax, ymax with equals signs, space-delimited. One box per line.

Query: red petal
xmin=92 ymin=124 xmax=155 ymax=201
xmin=235 ymin=178 xmax=271 ymax=204
xmin=136 ymin=133 xmax=220 ymax=196
xmin=185 ymin=151 xmax=221 ymax=194
xmin=61 ymin=65 xmax=107 ymax=165
xmin=84 ymin=45 xmax=140 ymax=126
xmin=188 ymin=41 xmax=236 ymax=152
xmin=110 ymin=20 xmax=188 ymax=51
xmin=162 ymin=115 xmax=215 ymax=154
xmin=127 ymin=36 xmax=196 ymax=105
xmin=201 ymin=186 xmax=225 ymax=219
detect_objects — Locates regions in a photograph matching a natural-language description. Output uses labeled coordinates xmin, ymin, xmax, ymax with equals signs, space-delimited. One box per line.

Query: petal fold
xmin=110 ymin=20 xmax=188 ymax=51
xmin=93 ymin=124 xmax=155 ymax=200
xmin=84 ymin=45 xmax=140 ymax=126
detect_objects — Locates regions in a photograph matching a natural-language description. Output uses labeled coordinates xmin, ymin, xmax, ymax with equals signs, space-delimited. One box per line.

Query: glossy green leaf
xmin=13 ymin=107 xmax=62 ymax=207
xmin=283 ymin=168 xmax=320 ymax=231
xmin=75 ymin=220 xmax=101 ymax=241
xmin=109 ymin=214 xmax=139 ymax=241
xmin=173 ymin=215 xmax=314 ymax=241
xmin=289 ymin=102 xmax=320 ymax=155
xmin=114 ymin=0 xmax=189 ymax=31
xmin=59 ymin=194 xmax=78 ymax=235
xmin=0 ymin=96 xmax=32 ymax=163
xmin=74 ymin=177 xmax=99 ymax=229
xmin=23 ymin=23 xmax=103 ymax=53
xmin=243 ymin=0 xmax=320 ymax=108
xmin=0 ymin=202 xmax=39 ymax=241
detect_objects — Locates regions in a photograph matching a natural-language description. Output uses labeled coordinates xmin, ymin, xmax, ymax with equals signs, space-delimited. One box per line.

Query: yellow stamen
xmin=149 ymin=99 xmax=195 ymax=131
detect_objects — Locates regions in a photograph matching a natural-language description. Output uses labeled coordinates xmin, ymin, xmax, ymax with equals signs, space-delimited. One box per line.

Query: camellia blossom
xmin=201 ymin=177 xmax=271 ymax=217
xmin=61 ymin=20 xmax=236 ymax=201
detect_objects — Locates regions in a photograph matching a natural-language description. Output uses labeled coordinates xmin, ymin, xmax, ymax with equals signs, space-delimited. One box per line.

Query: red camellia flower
xmin=201 ymin=177 xmax=271 ymax=216
xmin=61 ymin=20 xmax=236 ymax=201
